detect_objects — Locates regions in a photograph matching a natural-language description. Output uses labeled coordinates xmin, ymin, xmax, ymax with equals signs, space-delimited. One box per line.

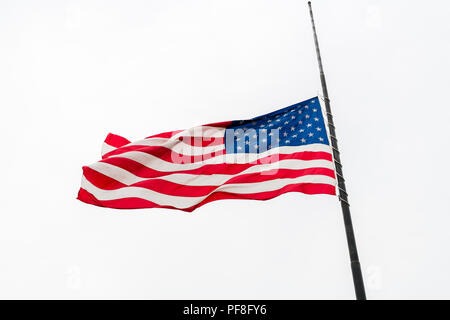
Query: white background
xmin=1 ymin=0 xmax=449 ymax=299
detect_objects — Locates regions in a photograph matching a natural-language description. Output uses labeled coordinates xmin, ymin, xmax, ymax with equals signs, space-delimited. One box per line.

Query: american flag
xmin=77 ymin=97 xmax=337 ymax=211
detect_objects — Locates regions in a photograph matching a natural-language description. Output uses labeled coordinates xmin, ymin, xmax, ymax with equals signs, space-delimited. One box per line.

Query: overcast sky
xmin=1 ymin=0 xmax=449 ymax=299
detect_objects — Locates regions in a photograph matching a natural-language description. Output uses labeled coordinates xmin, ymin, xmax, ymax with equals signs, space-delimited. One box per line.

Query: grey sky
xmin=0 ymin=0 xmax=449 ymax=299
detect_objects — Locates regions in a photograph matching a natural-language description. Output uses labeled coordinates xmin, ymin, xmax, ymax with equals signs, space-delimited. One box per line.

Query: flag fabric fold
xmin=77 ymin=97 xmax=337 ymax=212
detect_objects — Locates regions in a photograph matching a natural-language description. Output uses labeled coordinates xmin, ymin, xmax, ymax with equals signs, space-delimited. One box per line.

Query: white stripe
xmin=129 ymin=137 xmax=170 ymax=146
xmin=103 ymin=127 xmax=226 ymax=157
xmin=101 ymin=142 xmax=115 ymax=156
xmin=81 ymin=174 xmax=336 ymax=209
xmin=122 ymin=139 xmax=226 ymax=156
xmin=89 ymin=159 xmax=335 ymax=186
xmin=102 ymin=144 xmax=332 ymax=172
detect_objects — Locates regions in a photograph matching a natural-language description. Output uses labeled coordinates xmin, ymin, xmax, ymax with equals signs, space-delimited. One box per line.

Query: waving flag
xmin=77 ymin=97 xmax=337 ymax=211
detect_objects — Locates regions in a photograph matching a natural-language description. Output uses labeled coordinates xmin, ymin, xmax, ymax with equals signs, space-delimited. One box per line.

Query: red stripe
xmin=225 ymin=167 xmax=335 ymax=184
xmin=177 ymin=136 xmax=224 ymax=147
xmin=202 ymin=121 xmax=232 ymax=128
xmin=102 ymin=144 xmax=226 ymax=162
xmin=77 ymin=183 xmax=336 ymax=212
xmin=83 ymin=166 xmax=335 ymax=196
xmin=99 ymin=156 xmax=251 ymax=178
xmin=99 ymin=151 xmax=333 ymax=179
xmin=104 ymin=133 xmax=131 ymax=148
xmin=102 ymin=138 xmax=225 ymax=160
xmin=82 ymin=166 xmax=127 ymax=190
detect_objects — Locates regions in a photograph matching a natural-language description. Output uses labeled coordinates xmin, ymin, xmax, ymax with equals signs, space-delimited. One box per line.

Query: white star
xmin=276 ymin=119 xmax=281 ymax=122
xmin=314 ymin=117 xmax=319 ymax=121
xmin=237 ymin=146 xmax=242 ymax=150
xmin=316 ymin=127 xmax=322 ymax=131
xmin=267 ymin=119 xmax=272 ymax=122
xmin=291 ymin=126 xmax=295 ymax=131
xmin=305 ymin=105 xmax=309 ymax=109
xmin=260 ymin=124 xmax=265 ymax=127
xmin=291 ymin=115 xmax=295 ymax=120
xmin=301 ymin=138 xmax=306 ymax=143
xmin=298 ymin=110 xmax=302 ymax=114
xmin=283 ymin=132 xmax=288 ymax=137
xmin=307 ymin=123 xmax=312 ymax=127
xmin=284 ymin=121 xmax=289 ymax=125
xmin=311 ymin=100 xmax=316 ymax=103
xmin=313 ymin=108 xmax=317 ymax=112
xmin=305 ymin=114 xmax=310 ymax=119
xmin=308 ymin=132 xmax=314 ymax=137
xmin=292 ymin=134 xmax=297 ymax=138
xmin=286 ymin=140 xmax=290 ymax=143
xmin=245 ymin=141 xmax=249 ymax=145
xmin=319 ymin=137 xmax=324 ymax=141
xmin=298 ymin=120 xmax=303 ymax=125
xmin=290 ymin=109 xmax=295 ymax=113
xmin=269 ymin=132 xmax=273 ymax=136
xmin=299 ymin=129 xmax=305 ymax=133
xmin=268 ymin=123 xmax=273 ymax=127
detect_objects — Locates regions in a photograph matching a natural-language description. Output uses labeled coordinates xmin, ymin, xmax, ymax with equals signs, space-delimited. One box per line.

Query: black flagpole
xmin=307 ymin=1 xmax=366 ymax=300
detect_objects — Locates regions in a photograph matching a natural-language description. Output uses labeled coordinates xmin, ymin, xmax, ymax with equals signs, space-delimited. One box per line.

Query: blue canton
xmin=225 ymin=97 xmax=329 ymax=153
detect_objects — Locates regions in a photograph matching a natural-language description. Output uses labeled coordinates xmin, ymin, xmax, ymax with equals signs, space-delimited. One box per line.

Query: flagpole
xmin=307 ymin=1 xmax=366 ymax=300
